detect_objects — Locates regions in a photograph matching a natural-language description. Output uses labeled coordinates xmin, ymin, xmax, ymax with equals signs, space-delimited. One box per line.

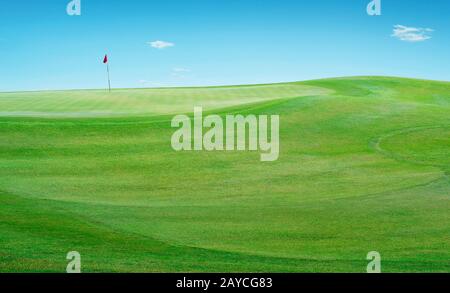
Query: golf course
xmin=0 ymin=76 xmax=449 ymax=272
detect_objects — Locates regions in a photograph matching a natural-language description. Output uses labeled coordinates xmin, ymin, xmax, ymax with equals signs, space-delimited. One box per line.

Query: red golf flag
xmin=103 ymin=54 xmax=108 ymax=64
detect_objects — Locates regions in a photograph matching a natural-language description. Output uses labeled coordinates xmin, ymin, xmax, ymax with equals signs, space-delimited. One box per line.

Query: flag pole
xmin=103 ymin=54 xmax=111 ymax=92
xmin=106 ymin=62 xmax=111 ymax=92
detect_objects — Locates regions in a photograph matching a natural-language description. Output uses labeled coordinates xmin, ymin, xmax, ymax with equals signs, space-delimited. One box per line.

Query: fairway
xmin=0 ymin=76 xmax=449 ymax=272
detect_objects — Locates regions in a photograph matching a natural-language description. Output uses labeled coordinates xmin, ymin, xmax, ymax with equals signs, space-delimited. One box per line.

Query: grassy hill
xmin=0 ymin=76 xmax=449 ymax=272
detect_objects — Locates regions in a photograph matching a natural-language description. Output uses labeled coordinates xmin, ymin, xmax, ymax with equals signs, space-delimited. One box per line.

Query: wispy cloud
xmin=138 ymin=80 xmax=166 ymax=87
xmin=148 ymin=40 xmax=175 ymax=49
xmin=171 ymin=67 xmax=191 ymax=78
xmin=172 ymin=67 xmax=190 ymax=73
xmin=392 ymin=25 xmax=433 ymax=42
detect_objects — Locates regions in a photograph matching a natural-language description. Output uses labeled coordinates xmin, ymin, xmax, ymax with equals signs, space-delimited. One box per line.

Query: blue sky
xmin=0 ymin=0 xmax=449 ymax=91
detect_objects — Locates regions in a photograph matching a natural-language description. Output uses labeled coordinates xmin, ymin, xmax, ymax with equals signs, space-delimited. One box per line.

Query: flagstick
xmin=106 ymin=63 xmax=111 ymax=92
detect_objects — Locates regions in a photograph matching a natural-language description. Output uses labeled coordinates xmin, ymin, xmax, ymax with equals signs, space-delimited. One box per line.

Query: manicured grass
xmin=0 ymin=76 xmax=449 ymax=272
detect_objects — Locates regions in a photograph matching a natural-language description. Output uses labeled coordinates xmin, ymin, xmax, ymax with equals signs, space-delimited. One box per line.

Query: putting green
xmin=0 ymin=76 xmax=449 ymax=272
xmin=0 ymin=84 xmax=330 ymax=118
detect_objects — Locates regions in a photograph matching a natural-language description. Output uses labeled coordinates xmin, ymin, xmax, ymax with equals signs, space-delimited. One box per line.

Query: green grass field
xmin=0 ymin=76 xmax=449 ymax=272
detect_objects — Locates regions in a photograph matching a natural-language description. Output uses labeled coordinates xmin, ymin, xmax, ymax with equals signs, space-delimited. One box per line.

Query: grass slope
xmin=0 ymin=77 xmax=449 ymax=272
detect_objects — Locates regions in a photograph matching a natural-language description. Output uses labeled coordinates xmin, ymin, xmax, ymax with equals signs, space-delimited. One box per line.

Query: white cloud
xmin=171 ymin=73 xmax=185 ymax=78
xmin=148 ymin=40 xmax=175 ymax=49
xmin=392 ymin=25 xmax=433 ymax=42
xmin=171 ymin=67 xmax=191 ymax=78
xmin=138 ymin=80 xmax=166 ymax=87
xmin=172 ymin=67 xmax=190 ymax=73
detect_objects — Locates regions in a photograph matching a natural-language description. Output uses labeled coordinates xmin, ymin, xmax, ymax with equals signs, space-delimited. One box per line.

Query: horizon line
xmin=1 ymin=75 xmax=449 ymax=94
